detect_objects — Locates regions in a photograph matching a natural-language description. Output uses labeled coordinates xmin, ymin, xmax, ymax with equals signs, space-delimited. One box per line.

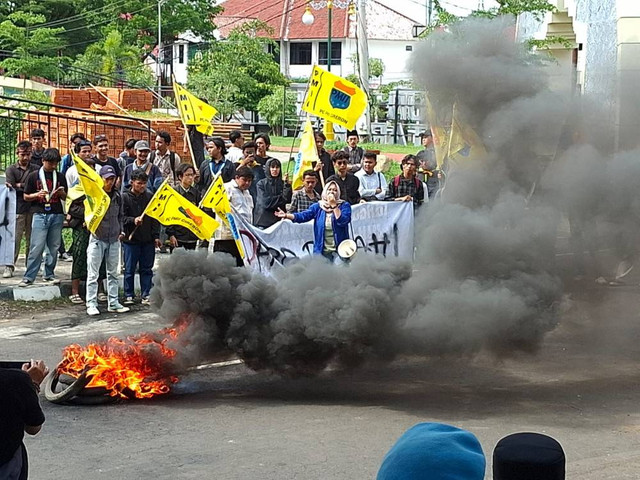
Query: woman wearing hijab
xmin=254 ymin=158 xmax=292 ymax=228
xmin=275 ymin=180 xmax=351 ymax=262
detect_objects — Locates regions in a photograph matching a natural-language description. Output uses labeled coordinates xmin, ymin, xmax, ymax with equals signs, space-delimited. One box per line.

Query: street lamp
xmin=302 ymin=0 xmax=356 ymax=140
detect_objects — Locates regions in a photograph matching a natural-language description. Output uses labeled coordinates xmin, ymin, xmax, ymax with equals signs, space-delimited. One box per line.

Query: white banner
xmin=231 ymin=201 xmax=414 ymax=273
xmin=0 ymin=186 xmax=17 ymax=267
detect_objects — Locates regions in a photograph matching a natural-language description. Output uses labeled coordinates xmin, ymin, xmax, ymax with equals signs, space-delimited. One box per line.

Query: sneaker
xmin=43 ymin=277 xmax=61 ymax=285
xmin=60 ymin=252 xmax=73 ymax=262
xmin=97 ymin=293 xmax=108 ymax=303
xmin=123 ymin=296 xmax=135 ymax=305
xmin=18 ymin=279 xmax=33 ymax=287
xmin=2 ymin=266 xmax=13 ymax=278
xmin=141 ymin=296 xmax=150 ymax=306
xmin=87 ymin=306 xmax=100 ymax=316
xmin=108 ymin=304 xmax=130 ymax=313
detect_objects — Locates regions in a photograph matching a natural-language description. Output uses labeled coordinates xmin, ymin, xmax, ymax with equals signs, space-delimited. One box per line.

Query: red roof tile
xmin=217 ymin=0 xmax=351 ymax=40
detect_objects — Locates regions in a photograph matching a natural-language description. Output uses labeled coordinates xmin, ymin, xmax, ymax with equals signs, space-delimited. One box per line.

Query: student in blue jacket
xmin=275 ymin=180 xmax=351 ymax=262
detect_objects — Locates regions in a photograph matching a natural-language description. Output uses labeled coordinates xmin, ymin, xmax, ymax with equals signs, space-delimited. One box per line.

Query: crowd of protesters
xmin=1 ymin=126 xmax=443 ymax=309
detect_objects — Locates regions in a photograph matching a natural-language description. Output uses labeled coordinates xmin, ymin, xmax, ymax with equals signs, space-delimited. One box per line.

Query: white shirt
xmin=355 ymin=169 xmax=388 ymax=201
xmin=214 ymin=179 xmax=254 ymax=240
xmin=226 ymin=146 xmax=244 ymax=163
xmin=65 ymin=165 xmax=79 ymax=188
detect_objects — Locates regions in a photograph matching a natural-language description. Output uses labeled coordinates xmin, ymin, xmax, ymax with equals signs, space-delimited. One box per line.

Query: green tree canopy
xmin=0 ymin=12 xmax=66 ymax=79
xmin=187 ymin=21 xmax=288 ymax=118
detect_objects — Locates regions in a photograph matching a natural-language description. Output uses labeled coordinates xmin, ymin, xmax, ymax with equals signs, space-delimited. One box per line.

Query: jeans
xmin=14 ymin=212 xmax=33 ymax=267
xmin=122 ymin=242 xmax=155 ymax=298
xmin=86 ymin=237 xmax=120 ymax=309
xmin=23 ymin=213 xmax=64 ymax=282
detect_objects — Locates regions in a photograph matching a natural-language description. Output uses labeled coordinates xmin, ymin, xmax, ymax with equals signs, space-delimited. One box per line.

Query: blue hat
xmin=493 ymin=432 xmax=565 ymax=480
xmin=377 ymin=423 xmax=485 ymax=480
xmin=99 ymin=165 xmax=117 ymax=179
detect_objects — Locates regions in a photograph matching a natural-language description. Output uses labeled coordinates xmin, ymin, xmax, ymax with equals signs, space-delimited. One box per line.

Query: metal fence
xmin=0 ymin=95 xmax=152 ymax=171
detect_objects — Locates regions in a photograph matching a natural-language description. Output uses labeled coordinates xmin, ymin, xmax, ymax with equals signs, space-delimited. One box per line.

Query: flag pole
xmin=171 ymin=74 xmax=198 ymax=170
xmin=128 ymin=177 xmax=170 ymax=241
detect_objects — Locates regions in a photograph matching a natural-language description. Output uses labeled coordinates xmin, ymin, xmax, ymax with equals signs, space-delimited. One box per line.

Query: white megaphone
xmin=337 ymin=239 xmax=357 ymax=261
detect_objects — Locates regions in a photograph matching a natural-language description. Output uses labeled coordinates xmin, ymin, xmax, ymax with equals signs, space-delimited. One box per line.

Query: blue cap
xmin=99 ymin=165 xmax=117 ymax=179
xmin=377 ymin=423 xmax=485 ymax=480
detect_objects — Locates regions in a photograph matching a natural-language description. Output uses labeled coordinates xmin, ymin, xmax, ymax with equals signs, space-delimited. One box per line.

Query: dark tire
xmin=59 ymin=373 xmax=111 ymax=396
xmin=65 ymin=394 xmax=121 ymax=406
xmin=43 ymin=365 xmax=92 ymax=404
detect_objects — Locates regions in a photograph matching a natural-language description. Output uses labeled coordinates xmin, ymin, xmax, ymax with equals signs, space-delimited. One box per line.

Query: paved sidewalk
xmin=1 ymin=251 xmax=172 ymax=301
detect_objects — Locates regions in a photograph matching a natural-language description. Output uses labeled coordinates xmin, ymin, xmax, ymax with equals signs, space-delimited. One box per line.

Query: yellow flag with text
xmin=72 ymin=153 xmax=111 ymax=234
xmin=292 ymin=117 xmax=319 ymax=190
xmin=448 ymin=103 xmax=487 ymax=163
xmin=200 ymin=174 xmax=231 ymax=215
xmin=425 ymin=95 xmax=450 ymax=169
xmin=173 ymin=82 xmax=218 ymax=136
xmin=144 ymin=182 xmax=220 ymax=240
xmin=302 ymin=65 xmax=367 ymax=130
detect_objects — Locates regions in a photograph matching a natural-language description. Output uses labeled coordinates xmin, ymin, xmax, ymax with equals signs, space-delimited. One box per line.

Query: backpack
xmin=149 ymin=150 xmax=177 ymax=182
xmin=393 ymin=175 xmax=421 ymax=191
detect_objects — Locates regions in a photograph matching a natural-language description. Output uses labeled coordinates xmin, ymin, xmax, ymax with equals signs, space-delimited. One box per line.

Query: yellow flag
xmin=64 ymin=182 xmax=84 ymax=212
xmin=292 ymin=117 xmax=319 ymax=190
xmin=200 ymin=174 xmax=231 ymax=215
xmin=172 ymin=82 xmax=218 ymax=136
xmin=425 ymin=95 xmax=450 ymax=169
xmin=72 ymin=153 xmax=111 ymax=234
xmin=143 ymin=182 xmax=220 ymax=240
xmin=448 ymin=103 xmax=487 ymax=163
xmin=302 ymin=65 xmax=367 ymax=130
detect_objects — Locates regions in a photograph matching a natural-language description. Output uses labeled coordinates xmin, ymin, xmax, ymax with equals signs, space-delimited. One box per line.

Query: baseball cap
xmin=418 ymin=130 xmax=433 ymax=137
xmin=100 ymin=165 xmax=117 ymax=179
xmin=134 ymin=140 xmax=151 ymax=151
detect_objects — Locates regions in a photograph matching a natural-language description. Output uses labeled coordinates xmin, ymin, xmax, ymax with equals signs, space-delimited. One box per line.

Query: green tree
xmin=187 ymin=21 xmax=288 ymax=119
xmin=73 ymin=30 xmax=153 ymax=87
xmin=423 ymin=0 xmax=556 ymax=36
xmin=257 ymin=88 xmax=297 ymax=136
xmin=0 ymin=12 xmax=66 ymax=81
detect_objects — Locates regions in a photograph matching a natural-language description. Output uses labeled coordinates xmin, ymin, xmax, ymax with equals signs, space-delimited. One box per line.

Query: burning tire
xmin=43 ymin=365 xmax=92 ymax=404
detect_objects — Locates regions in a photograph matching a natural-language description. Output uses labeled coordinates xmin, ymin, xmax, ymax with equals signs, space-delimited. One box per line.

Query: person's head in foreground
xmin=377 ymin=422 xmax=485 ymax=480
xmin=493 ymin=432 xmax=565 ymax=480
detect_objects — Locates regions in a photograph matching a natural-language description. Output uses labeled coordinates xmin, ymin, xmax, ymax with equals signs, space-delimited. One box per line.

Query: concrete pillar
xmin=616 ymin=1 xmax=640 ymax=150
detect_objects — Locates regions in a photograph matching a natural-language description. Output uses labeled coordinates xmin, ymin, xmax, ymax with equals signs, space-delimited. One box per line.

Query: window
xmin=178 ymin=44 xmax=185 ymax=64
xmin=318 ymin=41 xmax=341 ymax=66
xmin=290 ymin=42 xmax=312 ymax=65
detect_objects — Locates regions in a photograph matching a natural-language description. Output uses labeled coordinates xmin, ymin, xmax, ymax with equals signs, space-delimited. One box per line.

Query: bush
xmin=257 ymin=88 xmax=297 ymax=136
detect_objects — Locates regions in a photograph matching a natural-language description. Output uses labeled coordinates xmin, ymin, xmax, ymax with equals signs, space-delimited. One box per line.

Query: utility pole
xmin=427 ymin=0 xmax=433 ymax=25
xmin=157 ymin=0 xmax=162 ymax=105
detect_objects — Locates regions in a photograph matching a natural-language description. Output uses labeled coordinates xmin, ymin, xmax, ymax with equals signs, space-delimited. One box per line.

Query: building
xmin=213 ymin=0 xmax=424 ymax=83
xmin=517 ymin=0 xmax=640 ymax=150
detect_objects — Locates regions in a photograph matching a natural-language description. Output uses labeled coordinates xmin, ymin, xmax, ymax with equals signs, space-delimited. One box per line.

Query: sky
xmin=378 ymin=0 xmax=500 ymax=24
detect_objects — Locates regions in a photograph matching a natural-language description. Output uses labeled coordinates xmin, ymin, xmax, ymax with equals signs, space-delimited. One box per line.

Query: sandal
xmin=69 ymin=294 xmax=84 ymax=304
xmin=97 ymin=293 xmax=108 ymax=303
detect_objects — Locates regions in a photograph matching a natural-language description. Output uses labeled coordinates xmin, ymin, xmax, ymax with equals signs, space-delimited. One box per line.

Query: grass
xmin=269 ymin=136 xmax=419 ymax=155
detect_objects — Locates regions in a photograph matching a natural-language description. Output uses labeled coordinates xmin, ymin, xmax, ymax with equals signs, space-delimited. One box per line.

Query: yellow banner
xmin=64 ymin=182 xmax=84 ymax=213
xmin=200 ymin=174 xmax=231 ymax=215
xmin=448 ymin=103 xmax=487 ymax=163
xmin=172 ymin=82 xmax=218 ymax=136
xmin=72 ymin=153 xmax=111 ymax=234
xmin=144 ymin=182 xmax=220 ymax=240
xmin=292 ymin=117 xmax=319 ymax=191
xmin=425 ymin=95 xmax=450 ymax=169
xmin=302 ymin=65 xmax=367 ymax=130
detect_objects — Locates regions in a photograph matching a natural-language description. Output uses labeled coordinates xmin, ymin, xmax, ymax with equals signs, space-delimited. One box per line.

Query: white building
xmin=517 ymin=0 xmax=640 ymax=150
xmin=210 ymin=0 xmax=424 ymax=83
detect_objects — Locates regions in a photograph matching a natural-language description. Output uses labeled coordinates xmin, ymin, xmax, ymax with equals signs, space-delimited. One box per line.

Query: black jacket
xmin=166 ymin=185 xmax=201 ymax=243
xmin=254 ymin=160 xmax=292 ymax=228
xmin=121 ymin=189 xmax=160 ymax=244
xmin=197 ymin=157 xmax=236 ymax=193
xmin=67 ymin=196 xmax=86 ymax=229
xmin=314 ymin=150 xmax=335 ymax=195
xmin=326 ymin=173 xmax=361 ymax=205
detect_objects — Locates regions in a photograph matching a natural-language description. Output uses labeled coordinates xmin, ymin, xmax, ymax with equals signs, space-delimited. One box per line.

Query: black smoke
xmin=151 ymin=16 xmax=639 ymax=376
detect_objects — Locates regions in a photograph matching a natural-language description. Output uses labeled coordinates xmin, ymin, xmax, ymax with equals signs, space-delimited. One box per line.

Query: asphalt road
xmin=2 ymin=279 xmax=640 ymax=479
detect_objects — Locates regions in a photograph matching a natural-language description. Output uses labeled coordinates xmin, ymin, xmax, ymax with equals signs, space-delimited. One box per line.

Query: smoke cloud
xmin=151 ymin=16 xmax=639 ymax=377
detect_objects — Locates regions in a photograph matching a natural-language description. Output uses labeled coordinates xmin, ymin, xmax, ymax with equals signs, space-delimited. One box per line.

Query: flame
xmin=57 ymin=318 xmax=189 ymax=399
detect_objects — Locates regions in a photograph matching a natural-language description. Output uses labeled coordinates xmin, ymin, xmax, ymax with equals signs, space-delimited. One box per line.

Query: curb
xmin=0 ymin=281 xmax=72 ymax=302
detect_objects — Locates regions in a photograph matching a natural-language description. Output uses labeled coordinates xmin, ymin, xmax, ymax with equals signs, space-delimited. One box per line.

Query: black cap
xmin=493 ymin=433 xmax=565 ymax=480
xmin=419 ymin=130 xmax=433 ymax=137
xmin=346 ymin=129 xmax=359 ymax=137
